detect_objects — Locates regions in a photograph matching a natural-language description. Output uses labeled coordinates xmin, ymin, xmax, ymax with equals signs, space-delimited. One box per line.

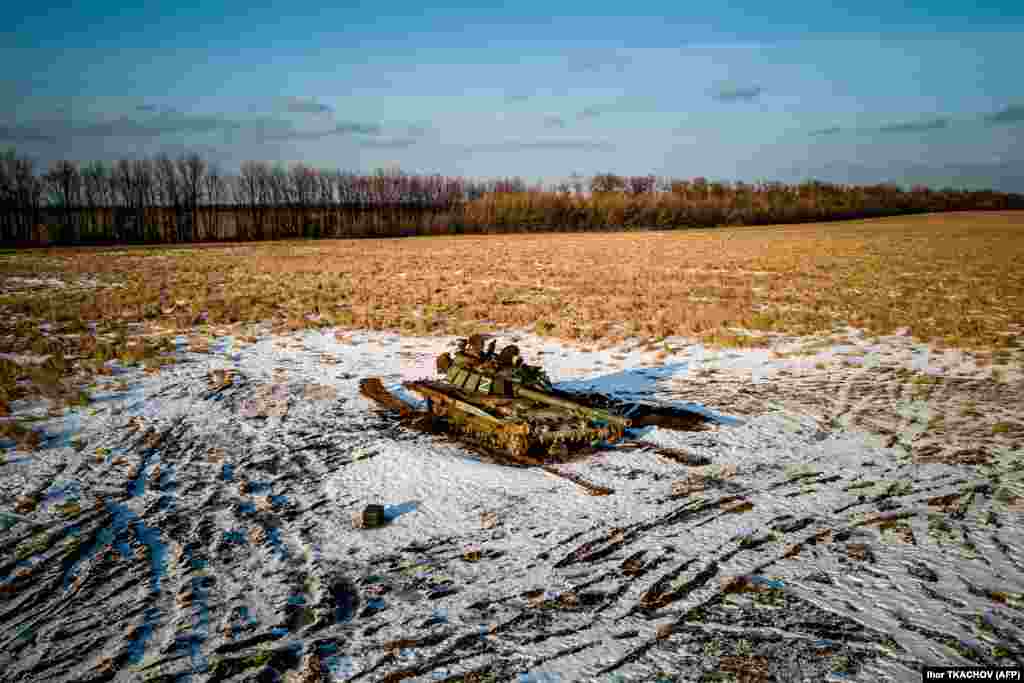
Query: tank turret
xmin=402 ymin=336 xmax=631 ymax=463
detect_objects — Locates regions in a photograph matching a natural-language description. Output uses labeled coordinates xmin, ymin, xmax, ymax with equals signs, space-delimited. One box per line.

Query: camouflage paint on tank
xmin=403 ymin=336 xmax=631 ymax=462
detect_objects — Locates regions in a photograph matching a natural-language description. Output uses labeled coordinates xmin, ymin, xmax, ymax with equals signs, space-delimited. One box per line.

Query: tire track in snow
xmin=3 ymin=327 xmax=1022 ymax=682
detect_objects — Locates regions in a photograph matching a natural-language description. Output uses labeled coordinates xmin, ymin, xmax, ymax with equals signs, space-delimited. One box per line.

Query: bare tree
xmin=691 ymin=176 xmax=709 ymax=201
xmin=111 ymin=159 xmax=130 ymax=241
xmin=568 ymin=172 xmax=586 ymax=197
xmin=239 ymin=160 xmax=271 ymax=241
xmin=204 ymin=162 xmax=226 ymax=241
xmin=223 ymin=172 xmax=246 ymax=240
xmin=590 ymin=172 xmax=625 ymax=195
xmin=81 ymin=160 xmax=111 ymax=241
xmin=155 ymin=154 xmax=183 ymax=242
xmin=626 ymin=174 xmax=655 ymax=196
xmin=270 ymin=163 xmax=290 ymax=238
xmin=4 ymin=143 xmax=1024 ymax=246
xmin=0 ymin=149 xmax=16 ymax=242
xmin=177 ymin=153 xmax=205 ymax=241
xmin=111 ymin=158 xmax=155 ymax=242
xmin=289 ymin=163 xmax=317 ymax=236
xmin=0 ymin=150 xmax=42 ymax=242
xmin=19 ymin=161 xmax=43 ymax=242
xmin=133 ymin=159 xmax=156 ymax=241
xmin=43 ymin=160 xmax=82 ymax=243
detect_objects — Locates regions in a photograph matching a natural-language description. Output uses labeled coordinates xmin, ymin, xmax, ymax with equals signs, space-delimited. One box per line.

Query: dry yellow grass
xmin=0 ymin=212 xmax=1022 ymax=403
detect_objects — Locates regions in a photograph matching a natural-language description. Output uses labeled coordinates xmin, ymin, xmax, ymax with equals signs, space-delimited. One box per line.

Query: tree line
xmin=1 ymin=148 xmax=1022 ymax=246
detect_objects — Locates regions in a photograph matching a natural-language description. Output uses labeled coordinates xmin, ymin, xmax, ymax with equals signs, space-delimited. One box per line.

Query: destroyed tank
xmin=402 ymin=335 xmax=631 ymax=462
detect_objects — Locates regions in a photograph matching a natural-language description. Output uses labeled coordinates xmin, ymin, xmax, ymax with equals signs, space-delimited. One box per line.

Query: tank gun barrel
xmin=514 ymin=385 xmax=631 ymax=428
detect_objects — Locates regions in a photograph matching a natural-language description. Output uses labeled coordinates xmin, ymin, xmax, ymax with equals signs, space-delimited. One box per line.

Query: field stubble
xmin=1 ymin=212 xmax=1024 ymax=682
xmin=0 ymin=211 xmax=1022 ymax=417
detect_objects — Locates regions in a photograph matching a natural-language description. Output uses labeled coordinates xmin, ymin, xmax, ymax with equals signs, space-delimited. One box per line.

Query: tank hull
xmin=403 ymin=335 xmax=630 ymax=461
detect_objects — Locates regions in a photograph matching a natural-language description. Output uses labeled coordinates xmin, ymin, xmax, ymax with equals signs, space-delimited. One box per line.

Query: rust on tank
xmin=359 ymin=336 xmax=711 ymax=476
xmin=392 ymin=337 xmax=632 ymax=462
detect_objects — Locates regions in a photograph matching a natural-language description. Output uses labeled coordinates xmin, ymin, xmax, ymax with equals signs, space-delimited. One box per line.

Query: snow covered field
xmin=1 ymin=325 xmax=1023 ymax=682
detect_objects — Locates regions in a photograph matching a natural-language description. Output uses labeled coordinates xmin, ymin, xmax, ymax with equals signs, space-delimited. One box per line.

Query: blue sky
xmin=2 ymin=1 xmax=1023 ymax=191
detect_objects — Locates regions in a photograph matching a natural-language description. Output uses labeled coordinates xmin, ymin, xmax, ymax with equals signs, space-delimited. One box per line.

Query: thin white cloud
xmin=543 ymin=115 xmax=567 ymax=129
xmin=680 ymin=42 xmax=769 ymax=51
xmin=712 ymin=85 xmax=764 ymax=103
xmin=459 ymin=138 xmax=616 ymax=152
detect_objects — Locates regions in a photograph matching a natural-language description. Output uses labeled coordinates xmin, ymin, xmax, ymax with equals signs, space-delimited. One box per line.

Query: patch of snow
xmin=0 ymin=326 xmax=1020 ymax=682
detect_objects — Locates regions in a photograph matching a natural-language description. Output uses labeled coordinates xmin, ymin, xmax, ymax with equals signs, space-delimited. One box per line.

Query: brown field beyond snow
xmin=2 ymin=212 xmax=1024 ymax=682
xmin=4 ymin=210 xmax=1023 ymax=349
